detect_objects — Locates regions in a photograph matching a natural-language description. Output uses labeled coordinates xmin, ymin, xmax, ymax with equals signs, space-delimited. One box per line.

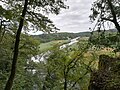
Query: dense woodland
xmin=0 ymin=0 xmax=120 ymax=90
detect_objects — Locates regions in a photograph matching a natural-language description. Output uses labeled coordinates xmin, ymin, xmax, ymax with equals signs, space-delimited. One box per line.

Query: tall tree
xmin=0 ymin=0 xmax=67 ymax=90
xmin=4 ymin=1 xmax=28 ymax=89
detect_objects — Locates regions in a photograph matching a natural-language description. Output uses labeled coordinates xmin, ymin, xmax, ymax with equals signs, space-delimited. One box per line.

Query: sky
xmin=49 ymin=0 xmax=94 ymax=33
xmin=28 ymin=0 xmax=95 ymax=35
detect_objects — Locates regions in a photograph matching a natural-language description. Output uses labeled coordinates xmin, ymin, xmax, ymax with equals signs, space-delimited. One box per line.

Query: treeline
xmin=89 ymin=29 xmax=120 ymax=51
xmin=33 ymin=29 xmax=117 ymax=43
xmin=33 ymin=32 xmax=91 ymax=43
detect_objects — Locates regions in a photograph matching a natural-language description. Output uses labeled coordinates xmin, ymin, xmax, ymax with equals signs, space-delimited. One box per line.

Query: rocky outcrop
xmin=88 ymin=55 xmax=120 ymax=90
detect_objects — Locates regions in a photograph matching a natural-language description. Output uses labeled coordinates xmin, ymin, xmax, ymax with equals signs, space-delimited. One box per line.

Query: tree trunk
xmin=64 ymin=77 xmax=67 ymax=90
xmin=64 ymin=67 xmax=67 ymax=90
xmin=4 ymin=0 xmax=28 ymax=90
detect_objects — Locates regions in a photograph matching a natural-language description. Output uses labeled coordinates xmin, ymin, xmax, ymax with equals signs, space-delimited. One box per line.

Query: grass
xmin=39 ymin=40 xmax=69 ymax=52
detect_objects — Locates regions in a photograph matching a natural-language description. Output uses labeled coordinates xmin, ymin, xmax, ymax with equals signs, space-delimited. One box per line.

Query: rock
xmin=88 ymin=55 xmax=120 ymax=90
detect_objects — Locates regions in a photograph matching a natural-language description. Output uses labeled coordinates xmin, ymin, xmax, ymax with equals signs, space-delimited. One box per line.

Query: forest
xmin=0 ymin=0 xmax=120 ymax=90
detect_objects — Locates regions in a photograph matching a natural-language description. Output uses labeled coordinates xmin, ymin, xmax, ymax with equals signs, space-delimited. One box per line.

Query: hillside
xmin=33 ymin=29 xmax=117 ymax=43
xmin=33 ymin=32 xmax=91 ymax=43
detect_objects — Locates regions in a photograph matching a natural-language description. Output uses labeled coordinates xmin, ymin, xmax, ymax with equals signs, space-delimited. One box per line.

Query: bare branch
xmin=101 ymin=17 xmax=114 ymax=22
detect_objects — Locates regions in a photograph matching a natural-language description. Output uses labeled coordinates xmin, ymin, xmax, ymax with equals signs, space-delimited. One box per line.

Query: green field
xmin=39 ymin=40 xmax=69 ymax=52
xmin=39 ymin=37 xmax=89 ymax=52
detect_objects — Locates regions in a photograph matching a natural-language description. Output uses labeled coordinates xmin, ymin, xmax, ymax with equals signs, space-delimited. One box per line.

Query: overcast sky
xmin=28 ymin=0 xmax=95 ymax=35
xmin=49 ymin=0 xmax=94 ymax=33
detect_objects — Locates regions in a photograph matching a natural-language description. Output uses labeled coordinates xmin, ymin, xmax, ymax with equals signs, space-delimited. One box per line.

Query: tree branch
xmin=107 ymin=0 xmax=120 ymax=32
xmin=101 ymin=17 xmax=114 ymax=22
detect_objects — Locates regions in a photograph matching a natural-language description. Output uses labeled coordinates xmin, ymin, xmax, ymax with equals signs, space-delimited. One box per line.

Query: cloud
xmin=49 ymin=0 xmax=94 ymax=33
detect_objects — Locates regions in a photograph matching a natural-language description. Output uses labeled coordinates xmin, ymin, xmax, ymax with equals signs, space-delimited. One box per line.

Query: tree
xmin=90 ymin=0 xmax=120 ymax=32
xmin=12 ymin=34 xmax=41 ymax=90
xmin=89 ymin=1 xmax=120 ymax=89
xmin=0 ymin=31 xmax=41 ymax=89
xmin=0 ymin=0 xmax=67 ymax=90
xmin=36 ymin=40 xmax=96 ymax=90
xmin=0 ymin=33 xmax=13 ymax=89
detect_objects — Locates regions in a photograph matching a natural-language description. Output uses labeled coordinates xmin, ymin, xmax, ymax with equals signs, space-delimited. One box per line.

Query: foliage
xmin=0 ymin=32 xmax=14 ymax=89
xmin=0 ymin=32 xmax=41 ymax=89
xmin=0 ymin=0 xmax=68 ymax=33
xmin=0 ymin=0 xmax=68 ymax=89
xmin=89 ymin=30 xmax=120 ymax=53
xmin=31 ymin=39 xmax=98 ymax=90
xmin=33 ymin=32 xmax=91 ymax=43
xmin=0 ymin=29 xmax=98 ymax=90
xmin=90 ymin=0 xmax=120 ymax=32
